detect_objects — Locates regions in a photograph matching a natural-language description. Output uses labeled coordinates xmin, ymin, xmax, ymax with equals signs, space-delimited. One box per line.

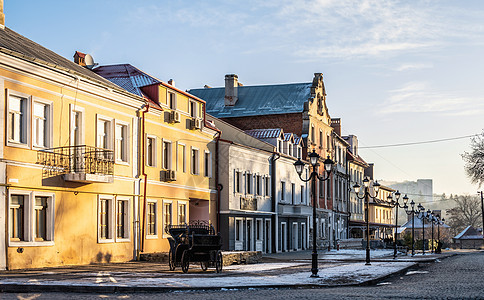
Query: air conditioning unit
xmin=161 ymin=170 xmax=176 ymax=181
xmin=191 ymin=118 xmax=202 ymax=130
xmin=170 ymin=111 xmax=180 ymax=123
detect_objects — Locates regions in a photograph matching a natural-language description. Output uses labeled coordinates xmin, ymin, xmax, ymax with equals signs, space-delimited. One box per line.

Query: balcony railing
xmin=37 ymin=145 xmax=114 ymax=183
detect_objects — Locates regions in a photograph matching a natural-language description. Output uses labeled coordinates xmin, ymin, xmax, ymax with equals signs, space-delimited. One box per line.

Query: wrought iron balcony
xmin=37 ymin=145 xmax=114 ymax=183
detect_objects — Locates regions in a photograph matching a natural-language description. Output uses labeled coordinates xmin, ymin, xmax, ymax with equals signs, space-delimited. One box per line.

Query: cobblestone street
xmin=2 ymin=251 xmax=483 ymax=299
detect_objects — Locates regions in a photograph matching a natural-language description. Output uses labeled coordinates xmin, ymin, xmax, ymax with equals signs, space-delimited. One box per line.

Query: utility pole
xmin=479 ymin=191 xmax=484 ymax=237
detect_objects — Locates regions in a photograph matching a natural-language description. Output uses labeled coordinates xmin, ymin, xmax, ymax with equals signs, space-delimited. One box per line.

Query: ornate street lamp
xmin=353 ymin=176 xmax=380 ymax=265
xmin=436 ymin=217 xmax=445 ymax=254
xmin=386 ymin=191 xmax=406 ymax=259
xmin=294 ymin=149 xmax=334 ymax=277
xmin=427 ymin=210 xmax=435 ymax=253
xmin=403 ymin=198 xmax=422 ymax=256
xmin=416 ymin=206 xmax=427 ymax=255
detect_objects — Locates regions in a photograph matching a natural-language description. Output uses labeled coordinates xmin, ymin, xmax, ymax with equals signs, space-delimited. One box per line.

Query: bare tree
xmin=446 ymin=195 xmax=482 ymax=236
xmin=462 ymin=132 xmax=484 ymax=187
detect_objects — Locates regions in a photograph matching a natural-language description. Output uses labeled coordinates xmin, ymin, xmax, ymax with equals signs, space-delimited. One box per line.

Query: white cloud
xmin=378 ymin=82 xmax=484 ymax=115
xmin=125 ymin=0 xmax=484 ymax=60
xmin=395 ymin=63 xmax=433 ymax=72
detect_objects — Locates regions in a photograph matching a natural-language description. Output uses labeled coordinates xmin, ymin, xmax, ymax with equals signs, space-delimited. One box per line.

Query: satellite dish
xmin=84 ymin=54 xmax=97 ymax=69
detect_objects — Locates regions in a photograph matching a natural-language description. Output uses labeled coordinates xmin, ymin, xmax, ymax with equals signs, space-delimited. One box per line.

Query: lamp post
xmin=387 ymin=191 xmax=406 ymax=259
xmin=416 ymin=207 xmax=427 ymax=255
xmin=294 ymin=149 xmax=334 ymax=278
xmin=427 ymin=210 xmax=435 ymax=253
xmin=403 ymin=199 xmax=423 ymax=256
xmin=436 ymin=217 xmax=445 ymax=254
xmin=353 ymin=177 xmax=380 ymax=265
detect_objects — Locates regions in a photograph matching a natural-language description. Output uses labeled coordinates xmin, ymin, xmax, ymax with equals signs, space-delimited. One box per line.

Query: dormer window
xmin=189 ymin=100 xmax=197 ymax=118
xmin=278 ymin=140 xmax=282 ymax=153
xmin=168 ymin=92 xmax=176 ymax=110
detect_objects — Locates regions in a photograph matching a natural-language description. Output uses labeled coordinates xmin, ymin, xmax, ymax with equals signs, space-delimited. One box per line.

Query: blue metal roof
xmin=93 ymin=64 xmax=160 ymax=97
xmin=188 ymin=82 xmax=312 ymax=118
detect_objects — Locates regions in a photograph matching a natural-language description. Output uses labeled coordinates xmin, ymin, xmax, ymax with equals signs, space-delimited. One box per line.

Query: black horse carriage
xmin=165 ymin=220 xmax=223 ymax=273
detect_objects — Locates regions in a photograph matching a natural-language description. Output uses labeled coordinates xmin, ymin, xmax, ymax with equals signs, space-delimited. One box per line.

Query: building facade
xmin=189 ymin=73 xmax=336 ymax=249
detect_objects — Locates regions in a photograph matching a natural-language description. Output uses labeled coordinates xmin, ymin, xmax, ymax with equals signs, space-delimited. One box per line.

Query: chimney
xmin=331 ymin=118 xmax=341 ymax=136
xmin=73 ymin=51 xmax=86 ymax=66
xmin=364 ymin=163 xmax=374 ymax=180
xmin=168 ymin=79 xmax=175 ymax=87
xmin=224 ymin=74 xmax=238 ymax=106
xmin=0 ymin=0 xmax=5 ymax=30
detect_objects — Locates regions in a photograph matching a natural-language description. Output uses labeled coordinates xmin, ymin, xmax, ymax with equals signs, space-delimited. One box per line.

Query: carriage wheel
xmin=215 ymin=250 xmax=223 ymax=273
xmin=181 ymin=250 xmax=190 ymax=273
xmin=201 ymin=261 xmax=208 ymax=271
xmin=168 ymin=250 xmax=176 ymax=271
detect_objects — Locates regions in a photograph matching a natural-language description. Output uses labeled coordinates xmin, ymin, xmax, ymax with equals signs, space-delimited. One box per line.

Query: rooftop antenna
xmin=84 ymin=54 xmax=98 ymax=69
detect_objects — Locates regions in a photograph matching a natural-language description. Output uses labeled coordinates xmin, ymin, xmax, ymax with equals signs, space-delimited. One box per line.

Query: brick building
xmin=189 ymin=73 xmax=337 ymax=249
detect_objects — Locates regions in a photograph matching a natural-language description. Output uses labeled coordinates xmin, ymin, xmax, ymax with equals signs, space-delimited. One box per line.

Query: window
xmin=281 ymin=181 xmax=286 ymax=202
xmin=235 ymin=171 xmax=241 ymax=193
xmin=291 ymin=183 xmax=295 ymax=204
xmin=99 ymin=198 xmax=111 ymax=240
xmin=163 ymin=140 xmax=172 ymax=170
xmin=9 ymin=191 xmax=54 ymax=245
xmin=278 ymin=140 xmax=282 ymax=152
xmin=178 ymin=203 xmax=187 ymax=224
xmin=97 ymin=117 xmax=112 ymax=150
xmin=265 ymin=176 xmax=271 ymax=196
xmin=204 ymin=151 xmax=211 ymax=177
xmin=34 ymin=196 xmax=47 ymax=241
xmin=178 ymin=144 xmax=186 ymax=173
xmin=319 ymin=180 xmax=324 ymax=197
xmin=326 ymin=135 xmax=330 ymax=152
xmin=256 ymin=175 xmax=261 ymax=196
xmin=300 ymin=185 xmax=305 ymax=204
xmin=8 ymin=95 xmax=29 ymax=145
xmin=163 ymin=202 xmax=172 ymax=235
xmin=115 ymin=123 xmax=129 ymax=163
xmin=147 ymin=201 xmax=157 ymax=236
xmin=256 ymin=219 xmax=262 ymax=241
xmin=319 ymin=130 xmax=323 ymax=148
xmin=168 ymin=92 xmax=176 ymax=110
xmin=191 ymin=148 xmax=199 ymax=175
xmin=70 ymin=105 xmax=85 ymax=147
xmin=189 ymin=100 xmax=197 ymax=118
xmin=10 ymin=195 xmax=25 ymax=241
xmin=311 ymin=125 xmax=315 ymax=145
xmin=33 ymin=101 xmax=51 ymax=148
xmin=146 ymin=136 xmax=156 ymax=167
xmin=116 ymin=199 xmax=129 ymax=240
xmin=246 ymin=173 xmax=252 ymax=194
xmin=235 ymin=219 xmax=243 ymax=241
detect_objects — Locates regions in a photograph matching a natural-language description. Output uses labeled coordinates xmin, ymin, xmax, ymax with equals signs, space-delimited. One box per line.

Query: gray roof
xmin=454 ymin=226 xmax=483 ymax=240
xmin=245 ymin=128 xmax=284 ymax=139
xmin=0 ymin=27 xmax=124 ymax=92
xmin=188 ymin=83 xmax=312 ymax=118
xmin=93 ymin=64 xmax=160 ymax=97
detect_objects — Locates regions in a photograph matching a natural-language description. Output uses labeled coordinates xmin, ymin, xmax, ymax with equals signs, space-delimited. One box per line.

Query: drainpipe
xmin=202 ymin=103 xmax=222 ymax=231
xmin=214 ymin=130 xmax=222 ymax=233
xmin=271 ymin=152 xmax=280 ymax=253
xmin=140 ymin=104 xmax=149 ymax=254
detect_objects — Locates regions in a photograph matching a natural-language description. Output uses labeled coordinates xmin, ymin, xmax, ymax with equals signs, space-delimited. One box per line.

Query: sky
xmin=4 ymin=0 xmax=484 ymax=195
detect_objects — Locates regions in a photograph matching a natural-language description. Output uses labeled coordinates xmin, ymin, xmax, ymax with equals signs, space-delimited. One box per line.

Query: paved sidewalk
xmin=0 ymin=249 xmax=452 ymax=293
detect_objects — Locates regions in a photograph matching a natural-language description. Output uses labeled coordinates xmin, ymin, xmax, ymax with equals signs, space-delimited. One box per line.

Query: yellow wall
xmin=1 ymin=52 xmax=217 ymax=269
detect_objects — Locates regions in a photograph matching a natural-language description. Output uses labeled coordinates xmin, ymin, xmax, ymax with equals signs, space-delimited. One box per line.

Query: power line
xmin=359 ymin=134 xmax=479 ymax=149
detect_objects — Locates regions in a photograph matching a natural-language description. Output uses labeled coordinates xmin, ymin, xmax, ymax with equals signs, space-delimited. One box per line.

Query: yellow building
xmin=369 ymin=185 xmax=395 ymax=241
xmin=93 ymin=64 xmax=219 ymax=254
xmin=0 ymin=12 xmax=216 ymax=269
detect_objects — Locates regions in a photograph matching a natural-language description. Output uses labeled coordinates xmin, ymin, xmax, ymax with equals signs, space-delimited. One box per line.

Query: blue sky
xmin=5 ymin=0 xmax=484 ymax=195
